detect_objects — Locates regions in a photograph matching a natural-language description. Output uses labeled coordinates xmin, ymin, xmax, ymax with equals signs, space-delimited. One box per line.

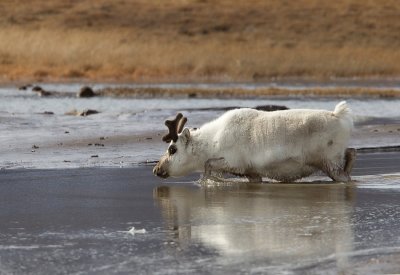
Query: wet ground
xmin=1 ymin=83 xmax=400 ymax=169
xmin=1 ymin=82 xmax=400 ymax=274
xmin=0 ymin=152 xmax=399 ymax=274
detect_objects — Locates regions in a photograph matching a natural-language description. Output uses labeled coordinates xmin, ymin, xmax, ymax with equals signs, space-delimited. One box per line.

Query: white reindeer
xmin=153 ymin=101 xmax=356 ymax=182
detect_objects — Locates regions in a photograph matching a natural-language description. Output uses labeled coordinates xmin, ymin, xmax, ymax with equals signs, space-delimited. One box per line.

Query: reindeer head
xmin=153 ymin=113 xmax=196 ymax=178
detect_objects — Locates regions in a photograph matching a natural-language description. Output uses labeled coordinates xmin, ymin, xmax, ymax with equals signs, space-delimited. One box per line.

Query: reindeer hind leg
xmin=344 ymin=148 xmax=356 ymax=175
xmin=246 ymin=174 xmax=262 ymax=183
xmin=326 ymin=169 xmax=351 ymax=182
xmin=322 ymin=159 xmax=351 ymax=182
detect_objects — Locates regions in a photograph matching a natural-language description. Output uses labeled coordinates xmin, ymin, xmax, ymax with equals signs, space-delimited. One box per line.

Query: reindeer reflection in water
xmin=154 ymin=183 xmax=355 ymax=271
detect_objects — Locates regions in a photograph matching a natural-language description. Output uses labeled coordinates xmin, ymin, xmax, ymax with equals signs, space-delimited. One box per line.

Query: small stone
xmin=91 ymin=155 xmax=99 ymax=158
xmin=38 ymin=90 xmax=52 ymax=97
xmin=77 ymin=86 xmax=96 ymax=98
xmin=31 ymin=85 xmax=52 ymax=97
xmin=32 ymin=86 xmax=52 ymax=97
xmin=79 ymin=109 xmax=99 ymax=116
xmin=32 ymin=145 xmax=39 ymax=149
xmin=18 ymin=84 xmax=32 ymax=90
xmin=32 ymin=86 xmax=43 ymax=92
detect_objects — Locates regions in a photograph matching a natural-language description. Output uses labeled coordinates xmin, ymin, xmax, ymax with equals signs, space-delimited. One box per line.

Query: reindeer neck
xmin=189 ymin=128 xmax=217 ymax=164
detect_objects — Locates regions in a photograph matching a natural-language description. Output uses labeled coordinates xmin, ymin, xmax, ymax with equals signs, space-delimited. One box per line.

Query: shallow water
xmin=1 ymin=80 xmax=400 ymax=274
xmin=0 ymin=167 xmax=399 ymax=274
xmin=1 ymin=83 xmax=399 ymax=169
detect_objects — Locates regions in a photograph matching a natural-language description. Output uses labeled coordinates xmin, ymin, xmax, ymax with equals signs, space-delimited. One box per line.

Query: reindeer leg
xmin=322 ymin=160 xmax=351 ymax=182
xmin=344 ymin=148 xmax=356 ymax=175
xmin=204 ymin=158 xmax=229 ymax=179
xmin=326 ymin=169 xmax=351 ymax=182
xmin=204 ymin=158 xmax=261 ymax=182
xmin=246 ymin=174 xmax=262 ymax=183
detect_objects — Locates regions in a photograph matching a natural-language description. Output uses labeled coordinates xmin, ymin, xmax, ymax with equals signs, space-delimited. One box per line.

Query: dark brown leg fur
xmin=344 ymin=148 xmax=356 ymax=175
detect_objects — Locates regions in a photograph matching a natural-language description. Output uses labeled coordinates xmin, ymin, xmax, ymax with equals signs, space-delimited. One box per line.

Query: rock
xmin=254 ymin=105 xmax=289 ymax=112
xmin=38 ymin=90 xmax=52 ymax=97
xmin=32 ymin=145 xmax=39 ymax=149
xmin=18 ymin=84 xmax=32 ymax=90
xmin=65 ymin=109 xmax=100 ymax=116
xmin=79 ymin=109 xmax=100 ymax=116
xmin=35 ymin=111 xmax=54 ymax=115
xmin=32 ymin=85 xmax=43 ymax=92
xmin=32 ymin=86 xmax=52 ymax=97
xmin=78 ymin=86 xmax=96 ymax=98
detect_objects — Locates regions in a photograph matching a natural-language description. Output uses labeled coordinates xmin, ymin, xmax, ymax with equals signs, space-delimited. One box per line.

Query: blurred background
xmin=1 ymin=0 xmax=400 ymax=82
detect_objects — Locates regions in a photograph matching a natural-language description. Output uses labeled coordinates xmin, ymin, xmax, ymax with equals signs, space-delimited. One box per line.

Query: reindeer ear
xmin=180 ymin=128 xmax=191 ymax=142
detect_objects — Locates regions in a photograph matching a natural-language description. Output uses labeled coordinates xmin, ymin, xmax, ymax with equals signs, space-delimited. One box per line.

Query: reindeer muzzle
xmin=153 ymin=164 xmax=169 ymax=179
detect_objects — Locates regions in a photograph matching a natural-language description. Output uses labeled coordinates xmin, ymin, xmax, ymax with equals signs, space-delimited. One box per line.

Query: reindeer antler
xmin=162 ymin=113 xmax=188 ymax=143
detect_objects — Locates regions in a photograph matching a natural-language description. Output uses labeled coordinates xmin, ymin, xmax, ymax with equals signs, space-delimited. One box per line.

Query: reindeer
xmin=153 ymin=101 xmax=356 ymax=182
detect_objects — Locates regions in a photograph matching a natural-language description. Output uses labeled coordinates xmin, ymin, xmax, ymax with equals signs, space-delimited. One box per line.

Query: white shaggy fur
xmin=154 ymin=101 xmax=355 ymax=182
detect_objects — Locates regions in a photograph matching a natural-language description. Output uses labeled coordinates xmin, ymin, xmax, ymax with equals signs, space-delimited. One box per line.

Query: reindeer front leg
xmin=204 ymin=158 xmax=229 ymax=179
xmin=204 ymin=158 xmax=262 ymax=182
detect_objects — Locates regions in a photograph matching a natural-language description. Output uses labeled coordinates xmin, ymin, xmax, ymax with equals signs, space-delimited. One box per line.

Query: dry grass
xmin=1 ymin=0 xmax=400 ymax=81
xmin=98 ymin=87 xmax=400 ymax=99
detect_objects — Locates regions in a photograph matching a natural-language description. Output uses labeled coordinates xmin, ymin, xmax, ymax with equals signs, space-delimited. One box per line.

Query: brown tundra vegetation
xmin=0 ymin=0 xmax=400 ymax=82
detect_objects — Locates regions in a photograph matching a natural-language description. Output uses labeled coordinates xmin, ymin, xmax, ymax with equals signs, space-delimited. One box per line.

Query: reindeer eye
xmin=168 ymin=145 xmax=177 ymax=155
